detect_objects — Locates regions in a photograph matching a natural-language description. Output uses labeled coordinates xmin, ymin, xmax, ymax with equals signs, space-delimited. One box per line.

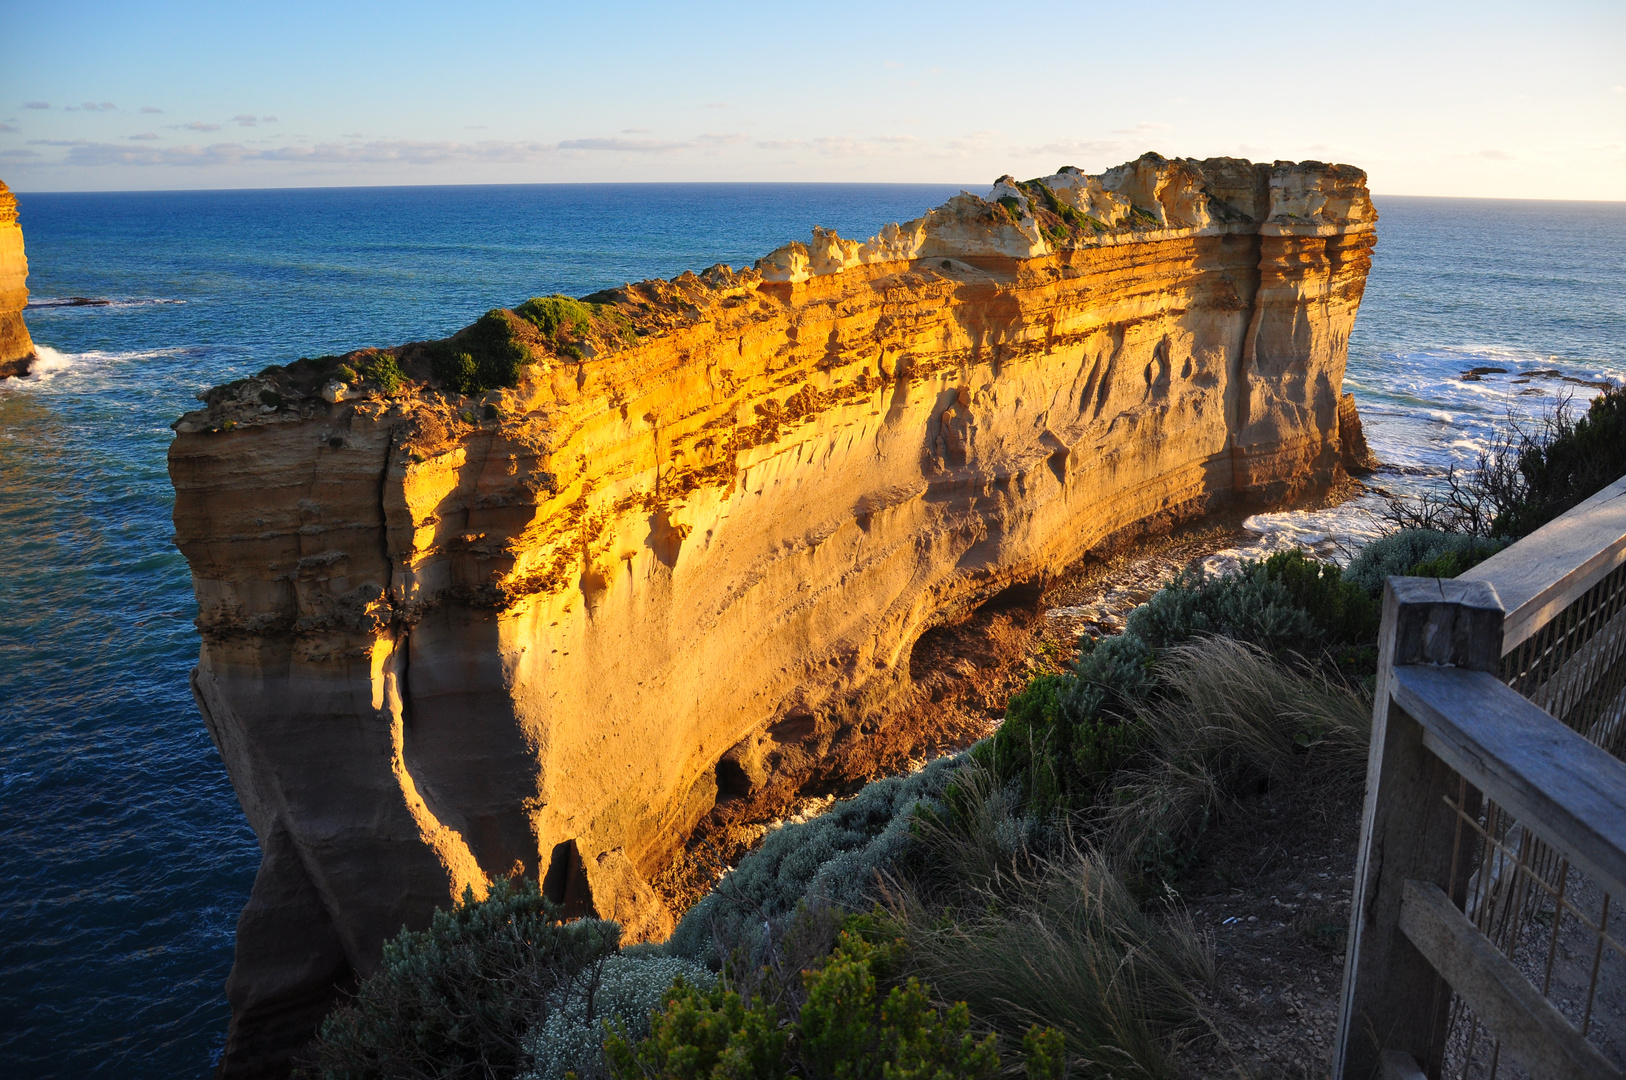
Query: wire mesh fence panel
xmin=1502 ymin=560 xmax=1626 ymax=758
xmin=1439 ymin=561 xmax=1626 ymax=1078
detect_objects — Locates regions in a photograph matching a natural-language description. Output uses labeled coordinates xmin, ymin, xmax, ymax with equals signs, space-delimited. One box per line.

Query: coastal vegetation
xmin=295 ymin=383 xmax=1622 ymax=1079
xmin=1383 ymin=384 xmax=1626 ymax=539
xmin=362 ymin=352 xmax=404 ymax=396
xmin=431 ymin=310 xmax=531 ymax=395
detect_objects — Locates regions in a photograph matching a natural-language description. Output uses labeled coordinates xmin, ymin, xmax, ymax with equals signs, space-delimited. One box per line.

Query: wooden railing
xmin=1334 ymin=476 xmax=1626 ymax=1080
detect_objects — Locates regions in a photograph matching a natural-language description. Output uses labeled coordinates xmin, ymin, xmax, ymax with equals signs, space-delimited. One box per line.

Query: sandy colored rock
xmin=0 ymin=180 xmax=35 ymax=379
xmin=168 ymin=153 xmax=1377 ymax=1075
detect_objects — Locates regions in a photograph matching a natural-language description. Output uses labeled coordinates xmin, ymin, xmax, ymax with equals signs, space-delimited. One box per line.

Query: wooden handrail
xmin=1338 ymin=477 xmax=1626 ymax=1078
xmin=1391 ymin=664 xmax=1626 ymax=900
xmin=1461 ymin=475 xmax=1626 ymax=651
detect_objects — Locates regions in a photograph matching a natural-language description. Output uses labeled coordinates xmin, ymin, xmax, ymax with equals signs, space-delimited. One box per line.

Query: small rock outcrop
xmin=168 ymin=153 xmax=1377 ymax=1076
xmin=0 ymin=180 xmax=34 ymax=379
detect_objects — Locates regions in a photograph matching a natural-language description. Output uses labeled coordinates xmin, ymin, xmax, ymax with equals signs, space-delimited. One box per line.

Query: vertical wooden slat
xmin=1334 ymin=576 xmax=1505 ymax=1080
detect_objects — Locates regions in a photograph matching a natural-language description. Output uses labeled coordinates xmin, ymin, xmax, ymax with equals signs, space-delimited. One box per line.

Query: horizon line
xmin=6 ymin=179 xmax=1625 ymax=205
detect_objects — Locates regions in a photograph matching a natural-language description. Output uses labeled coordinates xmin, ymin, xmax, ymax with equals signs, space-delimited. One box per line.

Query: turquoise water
xmin=0 ymin=185 xmax=1622 ymax=1077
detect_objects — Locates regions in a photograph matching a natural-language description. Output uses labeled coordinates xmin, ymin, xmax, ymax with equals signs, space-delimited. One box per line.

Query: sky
xmin=2 ymin=0 xmax=1623 ymax=198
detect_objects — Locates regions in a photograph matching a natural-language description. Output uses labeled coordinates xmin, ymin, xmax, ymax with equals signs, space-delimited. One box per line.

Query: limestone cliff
xmin=0 ymin=181 xmax=35 ymax=378
xmin=169 ymin=153 xmax=1376 ymax=1076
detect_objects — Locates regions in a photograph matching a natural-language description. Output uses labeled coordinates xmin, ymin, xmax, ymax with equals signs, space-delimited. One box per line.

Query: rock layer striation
xmin=169 ymin=154 xmax=1377 ymax=1075
xmin=0 ymin=180 xmax=34 ymax=378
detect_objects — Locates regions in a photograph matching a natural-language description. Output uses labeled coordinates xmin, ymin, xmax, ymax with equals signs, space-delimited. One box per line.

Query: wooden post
xmin=1334 ymin=577 xmax=1505 ymax=1080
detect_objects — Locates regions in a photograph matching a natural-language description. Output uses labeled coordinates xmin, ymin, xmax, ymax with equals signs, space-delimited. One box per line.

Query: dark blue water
xmin=0 ymin=185 xmax=1622 ymax=1077
xmin=0 ymin=183 xmax=965 ymax=1077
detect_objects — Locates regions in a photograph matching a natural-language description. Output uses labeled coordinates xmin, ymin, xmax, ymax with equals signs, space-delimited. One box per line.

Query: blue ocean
xmin=1 ymin=184 xmax=1622 ymax=1077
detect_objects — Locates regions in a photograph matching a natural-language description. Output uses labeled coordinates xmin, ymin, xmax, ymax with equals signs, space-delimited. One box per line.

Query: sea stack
xmin=0 ymin=181 xmax=34 ymax=379
xmin=169 ymin=153 xmax=1377 ymax=1075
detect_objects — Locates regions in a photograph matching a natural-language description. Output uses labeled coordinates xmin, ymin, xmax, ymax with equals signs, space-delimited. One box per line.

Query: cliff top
xmin=0 ymin=180 xmax=16 ymax=227
xmin=176 ymin=154 xmax=1373 ymax=433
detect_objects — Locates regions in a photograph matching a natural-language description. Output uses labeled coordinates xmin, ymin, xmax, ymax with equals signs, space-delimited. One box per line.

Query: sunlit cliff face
xmin=0 ymin=181 xmax=35 ymax=378
xmin=168 ymin=152 xmax=1376 ymax=1075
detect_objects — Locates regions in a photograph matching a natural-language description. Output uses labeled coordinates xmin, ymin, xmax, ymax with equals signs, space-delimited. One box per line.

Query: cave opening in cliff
xmin=714 ymin=758 xmax=752 ymax=802
xmin=541 ymin=839 xmax=593 ymax=917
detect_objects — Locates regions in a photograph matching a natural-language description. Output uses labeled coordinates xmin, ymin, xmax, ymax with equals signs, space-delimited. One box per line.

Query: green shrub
xmin=1409 ymin=546 xmax=1498 ymax=579
xmin=605 ymin=977 xmax=787 ymax=1080
xmin=434 ymin=310 xmax=531 ymax=395
xmin=1495 ymin=384 xmax=1626 ymax=537
xmin=996 ymin=195 xmax=1025 ymax=223
xmin=522 ymin=952 xmax=715 ymax=1080
xmin=433 ymin=349 xmax=479 ymax=394
xmin=607 ymin=933 xmax=1005 ymax=1080
xmin=1023 ymin=1026 xmax=1067 ymax=1080
xmin=517 ymin=295 xmax=595 ymax=340
xmin=363 ymin=352 xmax=405 ymax=395
xmin=908 ymin=764 xmax=1045 ymax=906
xmin=975 ymin=669 xmax=1146 ymax=819
xmin=667 ymin=756 xmax=962 ymax=965
xmin=307 ymin=876 xmax=620 ymax=1079
xmin=1128 ymin=550 xmax=1378 ymax=657
xmin=1343 ymin=529 xmax=1506 ymax=595
xmin=798 ymin=934 xmax=1000 ymax=1080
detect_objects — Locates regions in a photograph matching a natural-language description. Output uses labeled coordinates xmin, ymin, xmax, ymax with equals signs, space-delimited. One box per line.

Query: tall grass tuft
xmin=884 ymin=841 xmax=1213 ymax=1079
xmin=1104 ymin=636 xmax=1370 ymax=883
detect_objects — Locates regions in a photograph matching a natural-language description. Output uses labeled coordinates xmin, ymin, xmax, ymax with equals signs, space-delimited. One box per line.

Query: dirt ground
xmin=1180 ymin=785 xmax=1364 ymax=1079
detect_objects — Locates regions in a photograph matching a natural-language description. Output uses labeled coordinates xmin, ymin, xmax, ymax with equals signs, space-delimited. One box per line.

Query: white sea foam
xmin=1218 ymin=343 xmax=1625 ymax=574
xmin=3 ymin=344 xmax=198 ymax=391
xmin=24 ymin=344 xmax=76 ymax=381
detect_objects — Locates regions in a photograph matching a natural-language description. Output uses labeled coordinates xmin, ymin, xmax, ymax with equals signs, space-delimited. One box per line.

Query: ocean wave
xmin=3 ymin=344 xmax=203 ymax=388
xmin=26 ymin=296 xmax=186 ymax=309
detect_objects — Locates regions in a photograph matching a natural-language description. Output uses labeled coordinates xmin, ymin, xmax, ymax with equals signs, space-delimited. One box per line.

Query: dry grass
xmin=880 ymin=763 xmax=1215 ymax=1079
xmin=1104 ymin=636 xmax=1370 ymax=883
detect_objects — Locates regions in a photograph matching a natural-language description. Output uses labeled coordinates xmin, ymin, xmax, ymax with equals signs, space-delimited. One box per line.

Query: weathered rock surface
xmin=0 ymin=180 xmax=35 ymax=379
xmin=168 ymin=153 xmax=1376 ymax=1076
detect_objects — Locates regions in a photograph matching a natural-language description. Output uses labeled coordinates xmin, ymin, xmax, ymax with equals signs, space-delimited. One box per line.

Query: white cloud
xmin=558 ymin=137 xmax=687 ymax=153
xmin=0 ymin=149 xmax=40 ymax=158
xmin=140 ymin=106 xmax=164 ymax=114
xmin=175 ymin=121 xmax=222 ymax=132
xmin=128 ymin=132 xmax=160 ymax=141
xmin=44 ymin=137 xmax=560 ymax=168
xmin=0 ymin=123 xmax=16 ymax=133
xmin=809 ymin=135 xmax=925 ymax=157
xmin=23 ymin=102 xmax=50 ymax=110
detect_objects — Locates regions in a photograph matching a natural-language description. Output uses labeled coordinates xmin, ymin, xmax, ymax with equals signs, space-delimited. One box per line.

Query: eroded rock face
xmin=170 ymin=153 xmax=1376 ymax=1075
xmin=0 ymin=181 xmax=35 ymax=379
